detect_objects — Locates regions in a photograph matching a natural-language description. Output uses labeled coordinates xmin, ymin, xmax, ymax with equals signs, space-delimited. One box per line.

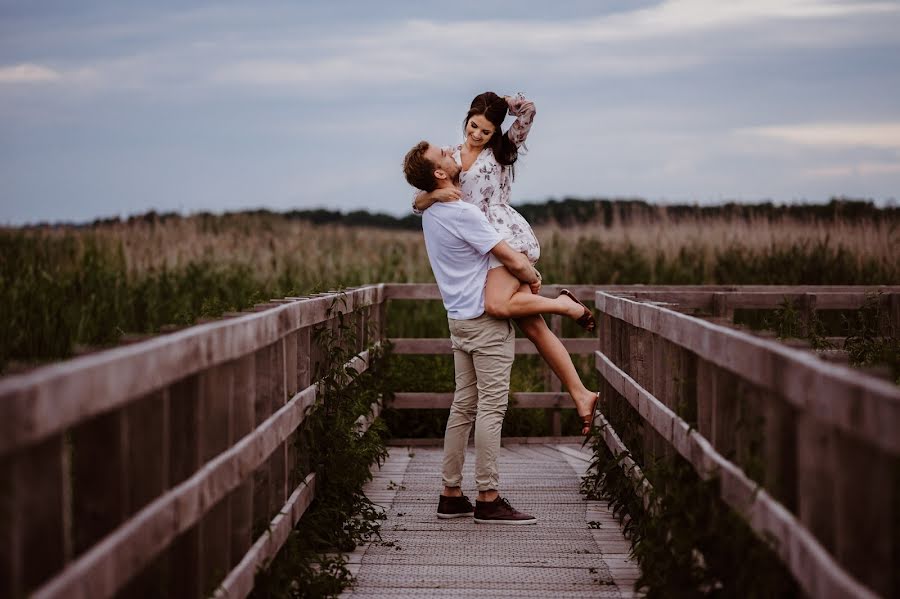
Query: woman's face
xmin=465 ymin=113 xmax=496 ymax=148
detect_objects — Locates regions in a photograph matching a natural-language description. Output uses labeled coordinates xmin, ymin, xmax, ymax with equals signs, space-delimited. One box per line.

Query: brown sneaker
xmin=474 ymin=496 xmax=537 ymax=525
xmin=437 ymin=494 xmax=475 ymax=519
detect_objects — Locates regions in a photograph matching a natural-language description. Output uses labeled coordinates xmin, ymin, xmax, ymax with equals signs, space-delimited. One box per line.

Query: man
xmin=402 ymin=140 xmax=538 ymax=525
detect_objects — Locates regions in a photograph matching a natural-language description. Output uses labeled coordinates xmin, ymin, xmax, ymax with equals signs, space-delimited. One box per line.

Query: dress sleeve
xmin=506 ymin=93 xmax=536 ymax=148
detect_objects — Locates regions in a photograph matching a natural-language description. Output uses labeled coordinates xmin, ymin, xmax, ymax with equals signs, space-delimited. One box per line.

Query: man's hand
xmin=432 ymin=187 xmax=461 ymax=202
xmin=529 ymin=267 xmax=542 ymax=294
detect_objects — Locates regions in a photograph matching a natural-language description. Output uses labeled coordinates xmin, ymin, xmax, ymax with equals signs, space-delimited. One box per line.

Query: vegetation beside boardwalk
xmin=3 ymin=198 xmax=897 ymax=373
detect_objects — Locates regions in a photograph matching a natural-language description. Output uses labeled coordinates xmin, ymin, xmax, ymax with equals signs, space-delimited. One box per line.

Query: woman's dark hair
xmin=463 ymin=91 xmax=519 ymax=178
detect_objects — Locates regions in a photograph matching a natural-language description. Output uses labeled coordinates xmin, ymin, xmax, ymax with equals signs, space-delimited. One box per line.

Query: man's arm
xmin=490 ymin=241 xmax=539 ymax=284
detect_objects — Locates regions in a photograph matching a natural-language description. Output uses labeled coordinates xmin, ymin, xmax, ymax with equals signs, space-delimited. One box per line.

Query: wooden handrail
xmin=591 ymin=290 xmax=898 ymax=598
xmin=0 ymin=285 xmax=385 ymax=456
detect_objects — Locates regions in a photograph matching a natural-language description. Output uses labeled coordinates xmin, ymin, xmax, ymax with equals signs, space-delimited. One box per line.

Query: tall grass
xmin=2 ymin=210 xmax=897 ymax=371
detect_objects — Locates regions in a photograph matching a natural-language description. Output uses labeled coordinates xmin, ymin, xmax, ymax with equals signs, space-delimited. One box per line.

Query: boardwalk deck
xmin=342 ymin=443 xmax=642 ymax=599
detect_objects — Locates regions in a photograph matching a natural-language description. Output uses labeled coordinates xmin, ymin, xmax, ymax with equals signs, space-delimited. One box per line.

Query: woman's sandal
xmin=560 ymin=289 xmax=596 ymax=332
xmin=581 ymin=392 xmax=600 ymax=436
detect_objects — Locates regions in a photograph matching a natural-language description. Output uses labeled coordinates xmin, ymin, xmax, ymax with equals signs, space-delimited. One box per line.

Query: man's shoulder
xmin=425 ymin=200 xmax=475 ymax=219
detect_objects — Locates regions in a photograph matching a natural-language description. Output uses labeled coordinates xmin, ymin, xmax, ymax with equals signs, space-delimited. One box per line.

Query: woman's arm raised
xmin=505 ymin=92 xmax=536 ymax=148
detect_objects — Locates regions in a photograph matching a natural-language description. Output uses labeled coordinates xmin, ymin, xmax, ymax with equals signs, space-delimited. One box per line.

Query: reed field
xmin=2 ymin=204 xmax=898 ymax=372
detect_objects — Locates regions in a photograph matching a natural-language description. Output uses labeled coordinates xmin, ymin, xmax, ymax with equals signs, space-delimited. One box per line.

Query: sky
xmin=1 ymin=0 xmax=899 ymax=225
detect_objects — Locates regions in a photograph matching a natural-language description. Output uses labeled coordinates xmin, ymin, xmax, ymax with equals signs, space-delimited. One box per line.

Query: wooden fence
xmin=0 ymin=286 xmax=384 ymax=599
xmin=592 ymin=287 xmax=900 ymax=598
xmin=2 ymin=283 xmax=897 ymax=597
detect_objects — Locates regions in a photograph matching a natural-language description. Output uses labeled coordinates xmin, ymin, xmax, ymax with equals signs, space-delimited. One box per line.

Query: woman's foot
xmin=559 ymin=289 xmax=596 ymax=332
xmin=574 ymin=391 xmax=599 ymax=436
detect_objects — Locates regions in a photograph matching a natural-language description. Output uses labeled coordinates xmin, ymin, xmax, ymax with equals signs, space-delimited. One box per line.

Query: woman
xmin=414 ymin=91 xmax=599 ymax=435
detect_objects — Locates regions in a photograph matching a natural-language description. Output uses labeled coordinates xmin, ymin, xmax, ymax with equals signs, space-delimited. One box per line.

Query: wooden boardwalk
xmin=342 ymin=443 xmax=642 ymax=599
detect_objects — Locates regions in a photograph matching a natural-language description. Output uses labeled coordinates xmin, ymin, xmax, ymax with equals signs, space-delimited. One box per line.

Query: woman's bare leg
xmin=483 ymin=266 xmax=583 ymax=321
xmin=482 ymin=265 xmax=598 ymax=426
xmin=515 ymin=311 xmax=597 ymax=421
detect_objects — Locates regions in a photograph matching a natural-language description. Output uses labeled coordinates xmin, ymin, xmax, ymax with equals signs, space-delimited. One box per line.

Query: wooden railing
xmin=591 ymin=287 xmax=899 ymax=599
xmin=3 ymin=283 xmax=897 ymax=598
xmin=0 ymin=286 xmax=384 ymax=599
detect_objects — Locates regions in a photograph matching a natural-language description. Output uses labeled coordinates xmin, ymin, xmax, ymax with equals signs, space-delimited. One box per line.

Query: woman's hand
xmin=431 ymin=187 xmax=461 ymax=202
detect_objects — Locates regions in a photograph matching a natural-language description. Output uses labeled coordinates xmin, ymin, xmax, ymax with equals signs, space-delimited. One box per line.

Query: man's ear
xmin=433 ymin=168 xmax=448 ymax=181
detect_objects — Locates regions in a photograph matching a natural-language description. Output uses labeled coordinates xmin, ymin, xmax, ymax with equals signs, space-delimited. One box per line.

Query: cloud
xmin=804 ymin=162 xmax=900 ymax=177
xmin=739 ymin=122 xmax=900 ymax=150
xmin=0 ymin=63 xmax=61 ymax=84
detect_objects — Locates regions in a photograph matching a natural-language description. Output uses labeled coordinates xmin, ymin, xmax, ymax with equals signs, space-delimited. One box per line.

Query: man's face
xmin=425 ymin=144 xmax=460 ymax=182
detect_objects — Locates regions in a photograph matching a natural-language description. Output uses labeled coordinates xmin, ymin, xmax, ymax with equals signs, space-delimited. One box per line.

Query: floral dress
xmin=414 ymin=93 xmax=541 ymax=263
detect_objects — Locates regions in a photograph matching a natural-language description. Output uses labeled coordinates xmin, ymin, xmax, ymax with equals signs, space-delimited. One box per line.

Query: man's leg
xmin=441 ymin=327 xmax=478 ymax=493
xmin=470 ymin=319 xmax=515 ymax=498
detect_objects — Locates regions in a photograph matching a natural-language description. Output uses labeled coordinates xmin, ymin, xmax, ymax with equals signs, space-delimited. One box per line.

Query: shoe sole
xmin=474 ymin=517 xmax=537 ymax=525
xmin=437 ymin=512 xmax=473 ymax=519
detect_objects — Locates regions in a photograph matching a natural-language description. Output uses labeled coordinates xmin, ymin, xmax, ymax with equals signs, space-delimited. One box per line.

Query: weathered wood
xmin=71 ymin=410 xmax=128 ymax=556
xmin=796 ymin=412 xmax=836 ymax=553
xmin=119 ymin=389 xmax=170 ymax=599
xmin=199 ymin=363 xmax=234 ymax=597
xmin=0 ymin=286 xmax=384 ymax=456
xmin=595 ymin=349 xmax=880 ymax=599
xmin=833 ymin=430 xmax=895 ymax=597
xmin=391 ymin=392 xmax=576 ymax=410
xmin=229 ymin=355 xmax=255 ymax=571
xmin=595 ymin=291 xmax=900 ymax=454
xmin=253 ymin=344 xmax=274 ymax=540
xmin=760 ymin=393 xmax=796 ymax=512
xmin=167 ymin=374 xmax=202 ymax=599
xmin=798 ymin=293 xmax=817 ymax=339
xmin=214 ymin=473 xmax=316 ymax=599
xmin=31 ymin=385 xmax=320 ymax=599
xmin=269 ymin=339 xmax=287 ymax=518
xmin=2 ymin=437 xmax=66 ymax=597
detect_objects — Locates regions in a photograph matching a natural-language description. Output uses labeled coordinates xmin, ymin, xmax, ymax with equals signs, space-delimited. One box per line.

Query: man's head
xmin=403 ymin=141 xmax=460 ymax=192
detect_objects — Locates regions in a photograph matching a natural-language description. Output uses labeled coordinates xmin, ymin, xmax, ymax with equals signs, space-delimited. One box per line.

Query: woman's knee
xmin=484 ymin=296 xmax=510 ymax=319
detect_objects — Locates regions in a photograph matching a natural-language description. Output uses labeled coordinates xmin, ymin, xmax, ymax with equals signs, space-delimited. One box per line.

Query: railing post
xmin=168 ymin=374 xmax=202 ymax=599
xmin=229 ymin=354 xmax=255 ymax=571
xmin=197 ymin=362 xmax=234 ymax=597
xmin=119 ymin=389 xmax=170 ymax=598
xmin=833 ymin=430 xmax=895 ymax=595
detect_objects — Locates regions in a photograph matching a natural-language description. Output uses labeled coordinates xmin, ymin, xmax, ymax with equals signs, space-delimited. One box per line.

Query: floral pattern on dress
xmin=412 ymin=93 xmax=540 ymax=264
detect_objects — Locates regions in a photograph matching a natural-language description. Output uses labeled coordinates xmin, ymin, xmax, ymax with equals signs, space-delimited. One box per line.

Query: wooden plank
xmin=213 ymin=473 xmax=316 ymax=599
xmin=70 ymin=410 xmax=128 ymax=556
xmin=4 ymin=436 xmax=66 ymax=597
xmin=0 ymin=286 xmax=384 ymax=456
xmin=167 ymin=374 xmax=202 ymax=599
xmin=269 ymin=339 xmax=287 ymax=518
xmin=594 ymin=349 xmax=881 ymax=599
xmin=760 ymin=393 xmax=796 ymax=512
xmin=833 ymin=431 xmax=895 ymax=597
xmin=253 ymin=344 xmax=274 ymax=540
xmin=796 ymin=412 xmax=836 ymax=553
xmin=391 ymin=392 xmax=577 ymax=410
xmin=118 ymin=389 xmax=170 ymax=599
xmin=229 ymin=355 xmax=255 ymax=573
xmin=595 ymin=292 xmax=900 ymax=454
xmin=30 ymin=383 xmax=322 ymax=599
xmin=198 ymin=363 xmax=234 ymax=597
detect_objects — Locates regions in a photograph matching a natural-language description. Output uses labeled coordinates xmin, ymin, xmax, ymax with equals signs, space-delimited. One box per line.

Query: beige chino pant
xmin=441 ymin=314 xmax=515 ymax=492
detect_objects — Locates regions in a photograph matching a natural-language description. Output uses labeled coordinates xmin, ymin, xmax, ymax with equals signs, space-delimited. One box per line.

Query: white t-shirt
xmin=422 ymin=200 xmax=502 ymax=320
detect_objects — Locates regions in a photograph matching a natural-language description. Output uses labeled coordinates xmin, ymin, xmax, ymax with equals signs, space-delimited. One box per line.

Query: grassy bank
xmin=2 ymin=209 xmax=897 ymax=371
